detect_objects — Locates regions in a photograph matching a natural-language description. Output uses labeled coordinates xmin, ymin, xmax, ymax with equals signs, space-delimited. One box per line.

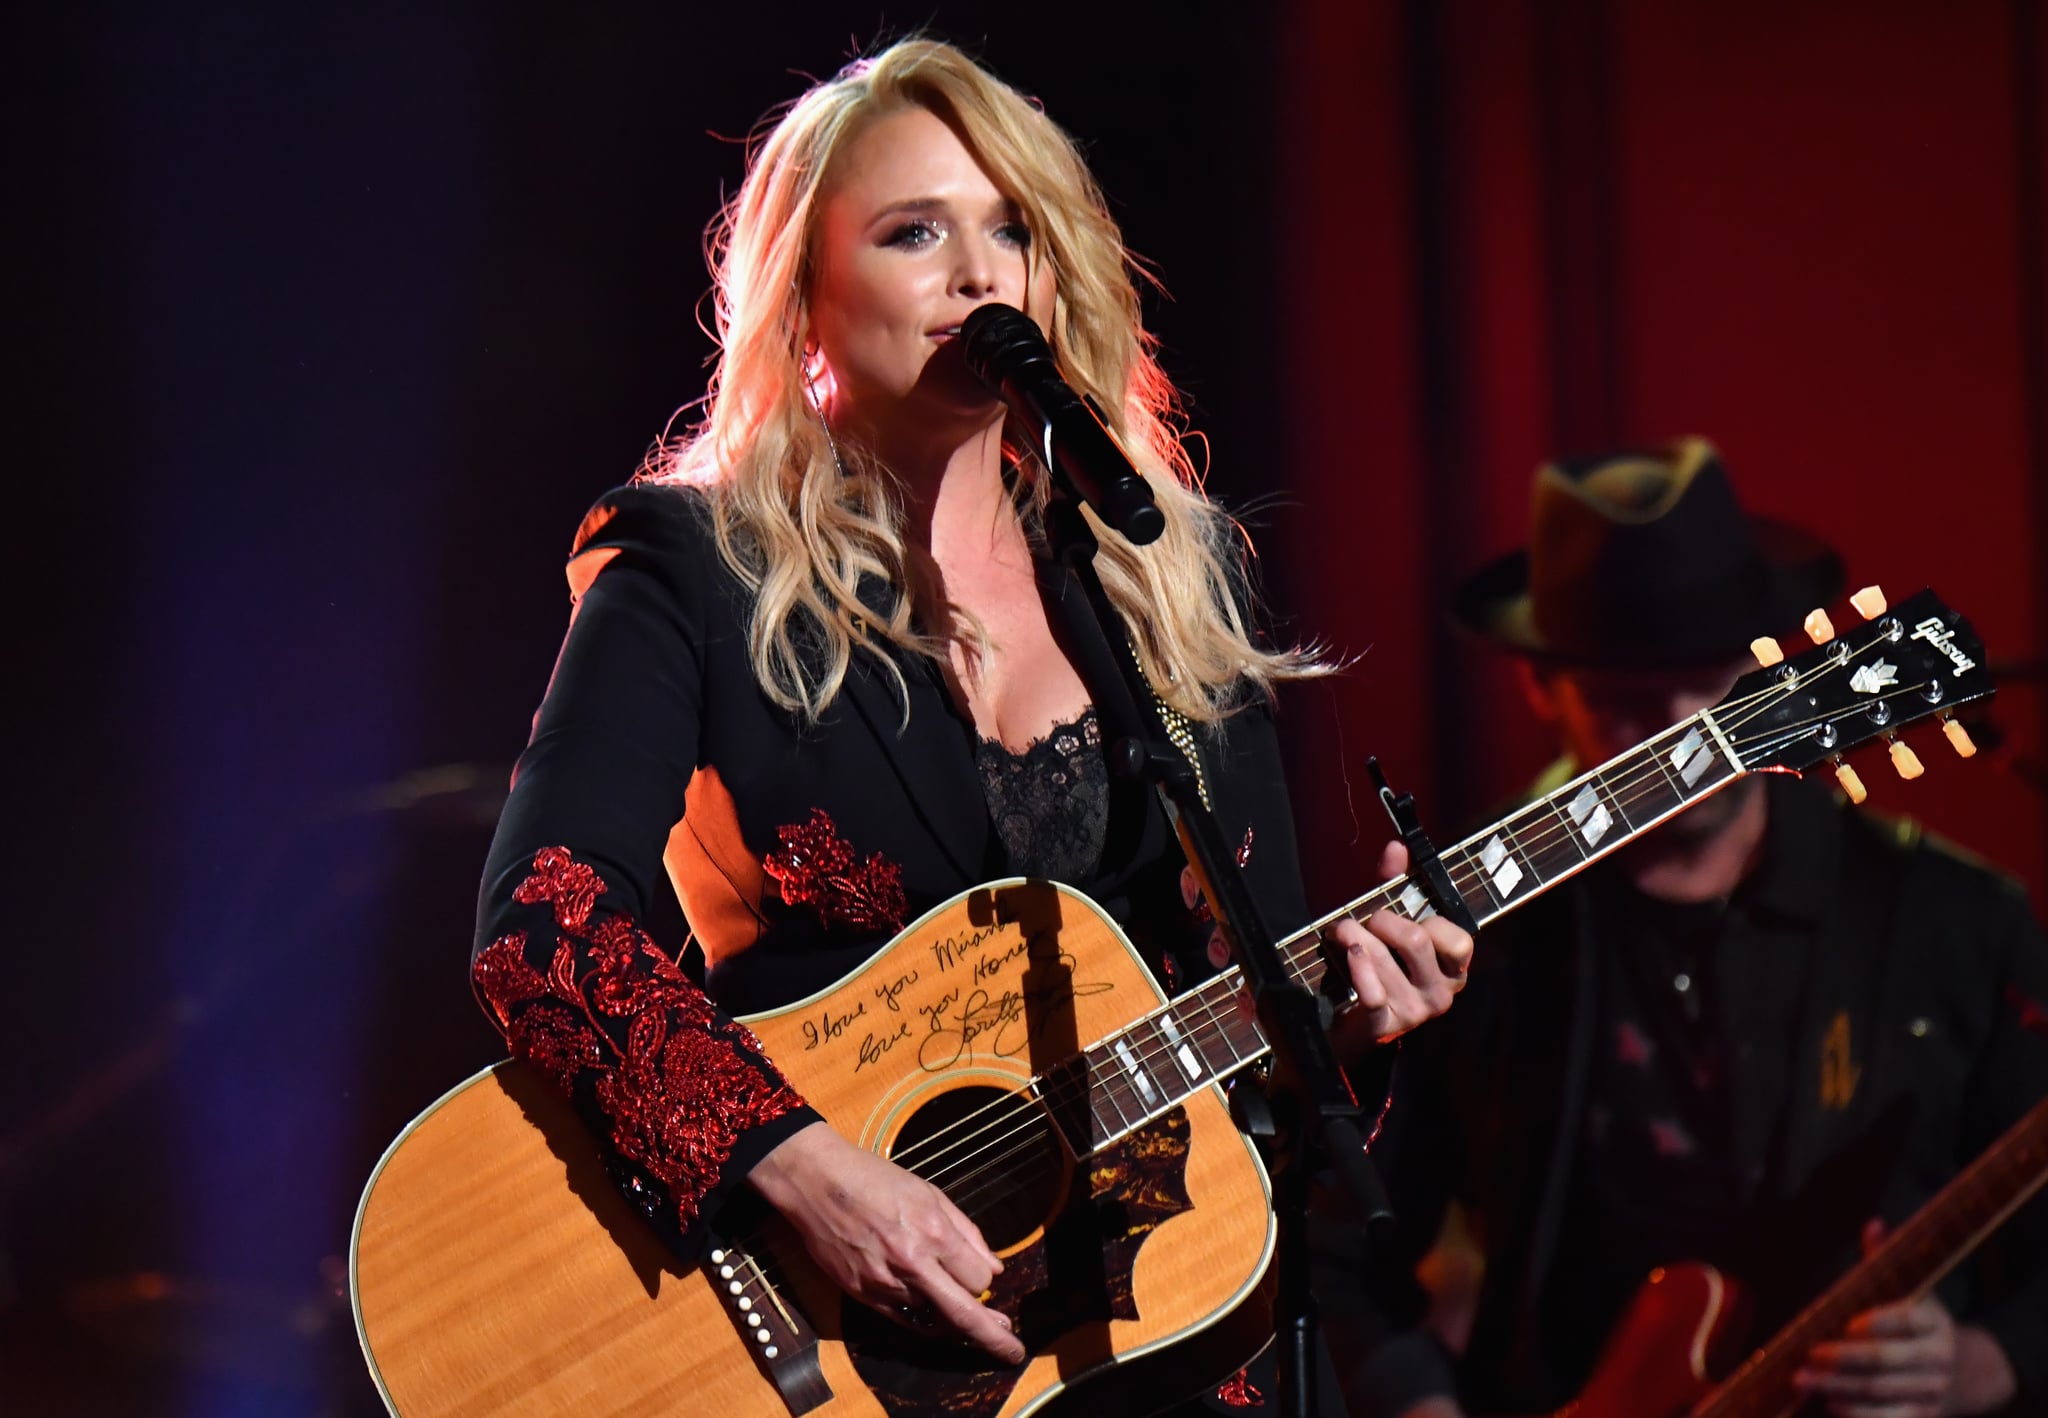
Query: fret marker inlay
xmin=1398 ymin=883 xmax=1435 ymax=919
xmin=1113 ymin=1039 xmax=1157 ymax=1106
xmin=1158 ymin=1014 xmax=1204 ymax=1080
xmin=1567 ymin=784 xmax=1612 ymax=847
xmin=1672 ymin=726 xmax=1715 ymax=787
xmin=1479 ymin=834 xmax=1525 ymax=897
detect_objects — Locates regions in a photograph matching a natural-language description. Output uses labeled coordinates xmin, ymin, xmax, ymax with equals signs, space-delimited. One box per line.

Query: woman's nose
xmin=951 ymin=232 xmax=1002 ymax=300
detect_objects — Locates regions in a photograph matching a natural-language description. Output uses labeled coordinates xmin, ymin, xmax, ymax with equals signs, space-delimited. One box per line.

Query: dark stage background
xmin=6 ymin=3 xmax=2045 ymax=1413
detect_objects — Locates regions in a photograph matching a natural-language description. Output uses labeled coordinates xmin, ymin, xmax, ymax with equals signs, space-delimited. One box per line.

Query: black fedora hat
xmin=1449 ymin=438 xmax=1845 ymax=668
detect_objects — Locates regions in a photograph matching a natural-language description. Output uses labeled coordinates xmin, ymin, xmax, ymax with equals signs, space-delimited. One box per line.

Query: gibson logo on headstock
xmin=1911 ymin=616 xmax=1978 ymax=678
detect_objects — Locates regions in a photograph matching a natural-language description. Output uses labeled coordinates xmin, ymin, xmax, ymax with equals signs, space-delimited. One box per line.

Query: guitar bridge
xmin=703 ymin=1229 xmax=832 ymax=1415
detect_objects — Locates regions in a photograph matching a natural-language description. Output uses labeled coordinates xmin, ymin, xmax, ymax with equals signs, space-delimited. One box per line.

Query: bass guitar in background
xmin=1560 ymin=1086 xmax=2048 ymax=1418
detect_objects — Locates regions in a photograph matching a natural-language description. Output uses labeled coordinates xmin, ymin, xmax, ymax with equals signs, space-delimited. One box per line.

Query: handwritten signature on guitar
xmin=912 ymin=960 xmax=1114 ymax=1073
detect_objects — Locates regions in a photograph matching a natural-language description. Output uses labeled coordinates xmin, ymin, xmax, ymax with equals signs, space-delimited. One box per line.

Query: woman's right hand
xmin=749 ymin=1120 xmax=1026 ymax=1364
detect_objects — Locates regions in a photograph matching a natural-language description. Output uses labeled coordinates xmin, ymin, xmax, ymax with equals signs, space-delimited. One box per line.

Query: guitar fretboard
xmin=1033 ymin=712 xmax=1744 ymax=1153
xmin=1693 ymin=1092 xmax=2048 ymax=1417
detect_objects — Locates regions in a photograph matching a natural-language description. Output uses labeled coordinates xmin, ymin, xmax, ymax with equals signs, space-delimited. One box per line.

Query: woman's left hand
xmin=1325 ymin=839 xmax=1473 ymax=1049
xmin=1210 ymin=841 xmax=1474 ymax=1048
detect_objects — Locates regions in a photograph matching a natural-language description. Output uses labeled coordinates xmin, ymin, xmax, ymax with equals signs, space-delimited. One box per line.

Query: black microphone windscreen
xmin=961 ymin=302 xmax=1053 ymax=391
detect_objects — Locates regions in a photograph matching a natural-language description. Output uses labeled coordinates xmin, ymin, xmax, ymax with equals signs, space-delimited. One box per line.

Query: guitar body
xmin=351 ymin=881 xmax=1276 ymax=1416
xmin=1557 ymin=1264 xmax=1748 ymax=1418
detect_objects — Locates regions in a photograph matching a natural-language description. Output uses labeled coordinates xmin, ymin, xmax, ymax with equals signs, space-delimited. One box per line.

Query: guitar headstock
xmin=1715 ymin=586 xmax=1995 ymax=801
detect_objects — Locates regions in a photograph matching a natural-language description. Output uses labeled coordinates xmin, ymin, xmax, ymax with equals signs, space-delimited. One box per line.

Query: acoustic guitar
xmin=350 ymin=587 xmax=1993 ymax=1417
xmin=1562 ymin=1090 xmax=2048 ymax=1418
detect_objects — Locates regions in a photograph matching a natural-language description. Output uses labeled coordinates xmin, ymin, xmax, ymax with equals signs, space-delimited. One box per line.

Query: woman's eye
xmin=995 ymin=221 xmax=1032 ymax=249
xmin=883 ymin=220 xmax=941 ymax=250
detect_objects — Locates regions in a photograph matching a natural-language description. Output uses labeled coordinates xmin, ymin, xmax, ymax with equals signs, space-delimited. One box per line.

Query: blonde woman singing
xmin=473 ymin=37 xmax=1470 ymax=1412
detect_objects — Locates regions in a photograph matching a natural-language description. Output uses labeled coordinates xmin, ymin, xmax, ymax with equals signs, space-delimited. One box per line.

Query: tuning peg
xmin=1941 ymin=715 xmax=1978 ymax=758
xmin=1889 ymin=737 xmax=1924 ymax=780
xmin=1833 ymin=757 xmax=1868 ymax=805
xmin=1849 ymin=585 xmax=1888 ymax=619
xmin=1750 ymin=636 xmax=1784 ymax=668
xmin=1804 ymin=608 xmax=1836 ymax=645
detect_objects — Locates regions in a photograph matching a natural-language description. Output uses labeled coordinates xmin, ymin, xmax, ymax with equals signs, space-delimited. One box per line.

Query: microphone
xmin=960 ymin=303 xmax=1165 ymax=545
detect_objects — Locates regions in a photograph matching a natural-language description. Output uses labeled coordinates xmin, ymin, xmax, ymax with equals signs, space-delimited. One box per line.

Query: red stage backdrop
xmin=1271 ymin=0 xmax=2048 ymax=915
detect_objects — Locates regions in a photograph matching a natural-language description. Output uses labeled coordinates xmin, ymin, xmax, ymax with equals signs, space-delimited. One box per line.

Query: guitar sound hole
xmin=890 ymin=1085 xmax=1066 ymax=1252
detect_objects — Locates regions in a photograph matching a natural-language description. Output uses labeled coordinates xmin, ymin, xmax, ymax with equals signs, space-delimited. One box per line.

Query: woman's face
xmin=807 ymin=104 xmax=1056 ymax=437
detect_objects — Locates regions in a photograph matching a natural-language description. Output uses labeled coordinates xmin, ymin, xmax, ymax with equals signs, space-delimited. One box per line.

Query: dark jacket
xmin=1341 ymin=773 xmax=2048 ymax=1415
xmin=471 ymin=480 xmax=1320 ymax=1258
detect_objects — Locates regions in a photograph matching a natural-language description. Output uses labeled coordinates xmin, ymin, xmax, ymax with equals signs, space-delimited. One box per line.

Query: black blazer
xmin=473 ymin=480 xmax=1318 ymax=1256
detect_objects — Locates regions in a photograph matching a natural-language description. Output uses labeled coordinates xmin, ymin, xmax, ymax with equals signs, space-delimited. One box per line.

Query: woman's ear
xmin=797 ymin=322 xmax=832 ymax=408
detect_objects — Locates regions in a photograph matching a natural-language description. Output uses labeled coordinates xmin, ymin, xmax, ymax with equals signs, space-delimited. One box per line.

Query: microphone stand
xmin=1031 ymin=485 xmax=1392 ymax=1418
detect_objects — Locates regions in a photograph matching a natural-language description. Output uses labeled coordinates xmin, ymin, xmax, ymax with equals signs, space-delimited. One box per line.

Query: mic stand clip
xmin=1363 ymin=756 xmax=1477 ymax=937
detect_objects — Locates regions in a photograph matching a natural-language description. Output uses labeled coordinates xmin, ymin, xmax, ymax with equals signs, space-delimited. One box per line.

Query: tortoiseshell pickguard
xmin=843 ymin=1106 xmax=1196 ymax=1417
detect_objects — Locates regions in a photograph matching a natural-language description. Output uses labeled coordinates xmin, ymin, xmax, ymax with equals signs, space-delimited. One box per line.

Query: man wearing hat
xmin=1333 ymin=441 xmax=2048 ymax=1417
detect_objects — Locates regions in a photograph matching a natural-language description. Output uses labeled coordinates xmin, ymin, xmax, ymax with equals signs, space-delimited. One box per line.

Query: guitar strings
xmin=933 ymin=984 xmax=1273 ymax=1220
xmin=900 ymin=704 xmax=1782 ymax=1188
xmin=958 ymin=663 xmax=1953 ymax=1261
xmin=943 ymin=1134 xmax=1066 ymax=1221
xmin=896 ymin=707 xmax=1747 ymax=1185
xmin=903 ymin=729 xmax=1861 ymax=1239
xmin=894 ymin=655 xmax=1935 ymax=1201
xmin=907 ymin=644 xmax=1895 ymax=1189
xmin=911 ymin=770 xmax=1689 ymax=1194
xmin=892 ymin=952 xmax=1265 ymax=1176
xmin=913 ymin=680 xmax=1933 ymax=1202
xmin=1289 ymin=649 xmax=1886 ymax=946
xmin=900 ymin=985 xmax=1262 ymax=1198
xmin=908 ymin=659 xmax=1850 ymax=1181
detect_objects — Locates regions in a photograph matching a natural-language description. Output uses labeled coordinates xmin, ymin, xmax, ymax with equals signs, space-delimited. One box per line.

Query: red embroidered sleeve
xmin=474 ymin=847 xmax=810 ymax=1243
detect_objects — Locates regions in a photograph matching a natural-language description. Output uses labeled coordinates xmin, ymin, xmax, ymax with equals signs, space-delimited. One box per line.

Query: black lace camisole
xmin=975 ymin=708 xmax=1110 ymax=884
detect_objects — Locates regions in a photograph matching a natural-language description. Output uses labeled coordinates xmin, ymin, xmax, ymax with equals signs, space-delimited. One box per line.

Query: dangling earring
xmin=799 ymin=339 xmax=824 ymax=401
xmin=801 ymin=341 xmax=851 ymax=480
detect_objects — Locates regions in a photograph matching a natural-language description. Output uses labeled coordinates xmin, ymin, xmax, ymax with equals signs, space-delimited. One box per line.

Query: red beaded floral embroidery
xmin=762 ymin=809 xmax=908 ymax=933
xmin=476 ymin=848 xmax=805 ymax=1236
xmin=511 ymin=845 xmax=603 ymax=931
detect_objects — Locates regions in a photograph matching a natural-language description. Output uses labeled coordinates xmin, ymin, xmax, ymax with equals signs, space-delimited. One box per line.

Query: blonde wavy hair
xmin=645 ymin=37 xmax=1326 ymax=723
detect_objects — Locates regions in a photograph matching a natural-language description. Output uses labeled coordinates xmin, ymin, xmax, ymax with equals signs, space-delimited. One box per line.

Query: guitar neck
xmin=1692 ymin=1093 xmax=2048 ymax=1418
xmin=1058 ymin=713 xmax=1749 ymax=1151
